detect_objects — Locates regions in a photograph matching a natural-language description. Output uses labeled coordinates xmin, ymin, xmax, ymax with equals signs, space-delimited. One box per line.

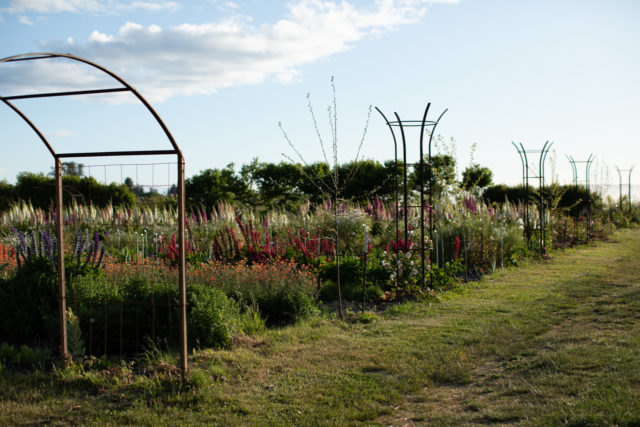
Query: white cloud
xmin=88 ymin=30 xmax=113 ymax=43
xmin=208 ymin=0 xmax=239 ymax=11
xmin=18 ymin=15 xmax=34 ymax=25
xmin=0 ymin=59 xmax=114 ymax=98
xmin=2 ymin=0 xmax=179 ymax=14
xmin=5 ymin=0 xmax=105 ymax=14
xmin=1 ymin=0 xmax=458 ymax=102
xmin=116 ymin=1 xmax=179 ymax=12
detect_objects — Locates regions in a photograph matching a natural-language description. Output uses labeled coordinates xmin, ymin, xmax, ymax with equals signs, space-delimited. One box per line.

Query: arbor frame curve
xmin=0 ymin=52 xmax=188 ymax=379
xmin=375 ymin=103 xmax=447 ymax=289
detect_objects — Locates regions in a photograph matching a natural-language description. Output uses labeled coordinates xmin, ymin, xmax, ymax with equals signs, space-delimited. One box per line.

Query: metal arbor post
xmin=0 ymin=53 xmax=189 ymax=380
xmin=512 ymin=141 xmax=553 ymax=255
xmin=566 ymin=154 xmax=595 ymax=242
xmin=616 ymin=166 xmax=634 ymax=213
xmin=376 ymin=103 xmax=447 ymax=289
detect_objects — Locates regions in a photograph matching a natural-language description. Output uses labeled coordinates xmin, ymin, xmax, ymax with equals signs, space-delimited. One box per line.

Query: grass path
xmin=1 ymin=228 xmax=640 ymax=425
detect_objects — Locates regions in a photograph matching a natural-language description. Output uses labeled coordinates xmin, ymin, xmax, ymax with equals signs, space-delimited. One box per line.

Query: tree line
xmin=0 ymin=159 xmax=597 ymax=215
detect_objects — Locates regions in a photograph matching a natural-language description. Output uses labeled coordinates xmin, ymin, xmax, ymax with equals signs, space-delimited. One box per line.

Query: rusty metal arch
xmin=0 ymin=52 xmax=188 ymax=379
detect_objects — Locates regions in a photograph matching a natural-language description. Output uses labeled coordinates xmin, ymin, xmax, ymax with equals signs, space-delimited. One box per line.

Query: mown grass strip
xmin=1 ymin=229 xmax=640 ymax=425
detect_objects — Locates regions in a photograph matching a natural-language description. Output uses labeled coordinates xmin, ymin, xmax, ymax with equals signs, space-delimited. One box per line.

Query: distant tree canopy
xmin=483 ymin=183 xmax=601 ymax=217
xmin=48 ymin=161 xmax=85 ymax=178
xmin=461 ymin=164 xmax=493 ymax=192
xmin=0 ymin=172 xmax=136 ymax=211
xmin=184 ymin=159 xmax=401 ymax=212
xmin=185 ymin=164 xmax=253 ymax=210
xmin=2 ymin=158 xmax=503 ymax=214
xmin=408 ymin=154 xmax=458 ymax=199
xmin=0 ymin=180 xmax=16 ymax=210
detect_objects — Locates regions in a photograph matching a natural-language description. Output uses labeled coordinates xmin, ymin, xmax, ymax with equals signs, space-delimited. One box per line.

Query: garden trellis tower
xmin=375 ymin=103 xmax=447 ymax=289
xmin=0 ymin=53 xmax=188 ymax=380
xmin=566 ymin=154 xmax=595 ymax=242
xmin=615 ymin=166 xmax=634 ymax=213
xmin=512 ymin=141 xmax=553 ymax=256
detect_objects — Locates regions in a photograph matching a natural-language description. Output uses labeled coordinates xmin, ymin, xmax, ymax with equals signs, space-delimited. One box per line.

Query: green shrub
xmin=0 ymin=256 xmax=59 ymax=346
xmin=188 ymin=286 xmax=242 ymax=349
xmin=0 ymin=342 xmax=18 ymax=365
xmin=238 ymin=305 xmax=266 ymax=336
xmin=0 ymin=342 xmax=52 ymax=370
xmin=254 ymin=283 xmax=317 ymax=325
xmin=66 ymin=308 xmax=85 ymax=361
xmin=431 ymin=261 xmax=464 ymax=290
xmin=214 ymin=261 xmax=318 ymax=326
xmin=319 ymin=255 xmax=385 ymax=302
xmin=68 ymin=273 xmax=267 ymax=353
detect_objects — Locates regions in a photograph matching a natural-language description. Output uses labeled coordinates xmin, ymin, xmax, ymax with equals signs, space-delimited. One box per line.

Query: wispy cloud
xmin=208 ymin=0 xmax=239 ymax=12
xmin=0 ymin=0 xmax=458 ymax=102
xmin=18 ymin=15 xmax=34 ymax=25
xmin=2 ymin=0 xmax=179 ymax=14
xmin=115 ymin=1 xmax=179 ymax=12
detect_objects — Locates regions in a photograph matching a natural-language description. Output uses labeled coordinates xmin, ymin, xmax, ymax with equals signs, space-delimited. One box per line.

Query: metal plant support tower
xmin=512 ymin=141 xmax=553 ymax=256
xmin=615 ymin=166 xmax=634 ymax=213
xmin=566 ymin=154 xmax=595 ymax=242
xmin=0 ymin=53 xmax=188 ymax=380
xmin=376 ymin=103 xmax=447 ymax=289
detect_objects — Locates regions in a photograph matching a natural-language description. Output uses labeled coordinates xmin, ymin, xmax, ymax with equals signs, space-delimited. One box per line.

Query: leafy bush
xmin=0 ymin=256 xmax=59 ymax=346
xmin=66 ymin=308 xmax=85 ymax=361
xmin=0 ymin=342 xmax=52 ymax=370
xmin=319 ymin=255 xmax=385 ymax=302
xmin=69 ymin=274 xmax=263 ymax=353
xmin=431 ymin=261 xmax=464 ymax=290
xmin=211 ymin=260 xmax=318 ymax=325
xmin=188 ymin=286 xmax=246 ymax=349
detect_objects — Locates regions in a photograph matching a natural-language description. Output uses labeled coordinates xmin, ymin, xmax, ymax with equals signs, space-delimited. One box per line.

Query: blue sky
xmin=0 ymin=0 xmax=639 ymax=198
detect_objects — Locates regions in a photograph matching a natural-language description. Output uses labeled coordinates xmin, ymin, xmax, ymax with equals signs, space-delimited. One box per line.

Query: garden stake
xmin=435 ymin=228 xmax=439 ymax=268
xmin=362 ymin=251 xmax=368 ymax=314
xmin=120 ymin=298 xmax=123 ymax=359
xmin=104 ymin=302 xmax=108 ymax=355
xmin=500 ymin=219 xmax=504 ymax=269
xmin=463 ymin=226 xmax=468 ymax=281
xmin=362 ymin=225 xmax=368 ymax=314
xmin=55 ymin=159 xmax=69 ymax=366
xmin=480 ymin=230 xmax=484 ymax=268
xmin=89 ymin=301 xmax=93 ymax=355
xmin=440 ymin=228 xmax=444 ymax=268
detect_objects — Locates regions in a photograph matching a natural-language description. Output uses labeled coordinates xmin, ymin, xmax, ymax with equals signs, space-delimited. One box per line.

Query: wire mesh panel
xmin=61 ymin=162 xmax=180 ymax=358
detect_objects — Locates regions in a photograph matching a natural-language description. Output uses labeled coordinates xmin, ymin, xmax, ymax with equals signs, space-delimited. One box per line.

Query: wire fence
xmin=66 ymin=162 xmax=180 ymax=358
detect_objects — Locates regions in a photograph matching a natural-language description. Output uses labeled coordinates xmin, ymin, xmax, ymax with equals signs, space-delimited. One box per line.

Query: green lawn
xmin=2 ymin=228 xmax=640 ymax=426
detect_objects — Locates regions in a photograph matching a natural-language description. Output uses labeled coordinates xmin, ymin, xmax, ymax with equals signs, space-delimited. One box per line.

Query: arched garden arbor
xmin=0 ymin=53 xmax=188 ymax=379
